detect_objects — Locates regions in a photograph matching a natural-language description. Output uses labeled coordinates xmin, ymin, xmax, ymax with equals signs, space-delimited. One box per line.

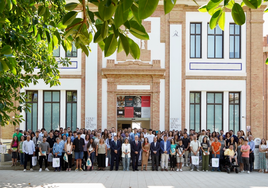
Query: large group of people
xmin=8 ymin=126 xmax=268 ymax=173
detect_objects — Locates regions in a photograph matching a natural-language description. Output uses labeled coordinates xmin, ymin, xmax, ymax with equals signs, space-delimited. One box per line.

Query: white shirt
xmin=23 ymin=140 xmax=35 ymax=155
xmin=121 ymin=143 xmax=131 ymax=158
xmin=146 ymin=134 xmax=155 ymax=143
xmin=190 ymin=140 xmax=200 ymax=153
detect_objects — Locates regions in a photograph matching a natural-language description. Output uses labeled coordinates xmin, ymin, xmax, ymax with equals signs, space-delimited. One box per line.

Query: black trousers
xmin=249 ymin=153 xmax=254 ymax=172
xmin=151 ymin=154 xmax=159 ymax=170
xmin=110 ymin=152 xmax=120 ymax=170
xmin=39 ymin=156 xmax=48 ymax=168
xmin=170 ymin=155 xmax=176 ymax=168
xmin=131 ymin=153 xmax=139 ymax=170
xmin=24 ymin=154 xmax=33 ymax=169
xmin=97 ymin=154 xmax=106 ymax=168
xmin=67 ymin=154 xmax=72 ymax=168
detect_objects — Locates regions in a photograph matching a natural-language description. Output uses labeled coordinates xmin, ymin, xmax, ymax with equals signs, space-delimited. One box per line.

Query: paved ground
xmin=0 ymin=170 xmax=267 ymax=188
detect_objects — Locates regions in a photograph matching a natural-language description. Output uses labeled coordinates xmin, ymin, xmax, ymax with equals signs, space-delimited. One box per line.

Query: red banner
xmin=141 ymin=96 xmax=150 ymax=107
xmin=124 ymin=107 xmax=134 ymax=118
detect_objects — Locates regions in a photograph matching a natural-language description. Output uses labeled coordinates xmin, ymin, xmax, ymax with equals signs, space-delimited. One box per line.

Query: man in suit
xmin=110 ymin=136 xmax=121 ymax=171
xmin=160 ymin=135 xmax=171 ymax=171
xmin=150 ymin=136 xmax=160 ymax=171
xmin=131 ymin=135 xmax=141 ymax=171
xmin=123 ymin=132 xmax=132 ymax=144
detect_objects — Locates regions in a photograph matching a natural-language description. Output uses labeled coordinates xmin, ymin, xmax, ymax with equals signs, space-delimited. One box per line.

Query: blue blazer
xmin=160 ymin=140 xmax=171 ymax=154
xmin=110 ymin=140 xmax=121 ymax=155
xmin=150 ymin=142 xmax=160 ymax=156
xmin=131 ymin=140 xmax=141 ymax=156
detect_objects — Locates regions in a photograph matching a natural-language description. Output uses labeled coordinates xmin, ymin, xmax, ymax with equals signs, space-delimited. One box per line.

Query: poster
xmin=133 ymin=96 xmax=141 ymax=107
xmin=141 ymin=107 xmax=151 ymax=118
xmin=170 ymin=118 xmax=181 ymax=131
xmin=117 ymin=96 xmax=125 ymax=107
xmin=125 ymin=107 xmax=134 ymax=118
xmin=117 ymin=107 xmax=125 ymax=118
xmin=134 ymin=107 xmax=141 ymax=118
xmin=125 ymin=96 xmax=134 ymax=107
xmin=85 ymin=117 xmax=97 ymax=130
xmin=141 ymin=96 xmax=150 ymax=107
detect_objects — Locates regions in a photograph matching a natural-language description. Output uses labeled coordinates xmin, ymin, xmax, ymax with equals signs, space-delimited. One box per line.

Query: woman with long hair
xmin=83 ymin=134 xmax=90 ymax=166
xmin=174 ymin=134 xmax=180 ymax=145
xmin=10 ymin=136 xmax=18 ymax=166
xmin=96 ymin=138 xmax=107 ymax=171
xmin=122 ymin=138 xmax=131 ymax=171
xmin=169 ymin=138 xmax=176 ymax=171
xmin=237 ymin=137 xmax=243 ymax=172
xmin=87 ymin=138 xmax=96 ymax=171
xmin=258 ymin=138 xmax=267 ymax=173
xmin=103 ymin=129 xmax=109 ymax=140
xmin=201 ymin=136 xmax=210 ymax=172
xmin=225 ymin=132 xmax=231 ymax=148
xmin=229 ymin=136 xmax=237 ymax=153
xmin=64 ymin=137 xmax=73 ymax=171
xmin=168 ymin=131 xmax=173 ymax=141
xmin=141 ymin=137 xmax=150 ymax=171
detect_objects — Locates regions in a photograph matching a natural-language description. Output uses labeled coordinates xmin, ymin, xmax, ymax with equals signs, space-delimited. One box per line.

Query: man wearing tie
xmin=150 ymin=137 xmax=160 ymax=171
xmin=110 ymin=136 xmax=121 ymax=171
xmin=160 ymin=135 xmax=171 ymax=171
xmin=131 ymin=135 xmax=141 ymax=171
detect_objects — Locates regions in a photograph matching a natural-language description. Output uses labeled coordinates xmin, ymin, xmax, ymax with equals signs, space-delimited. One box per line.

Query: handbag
xmin=86 ymin=158 xmax=92 ymax=167
xmin=63 ymin=153 xmax=68 ymax=163
xmin=53 ymin=157 xmax=60 ymax=168
xmin=105 ymin=157 xmax=108 ymax=167
xmin=191 ymin=156 xmax=199 ymax=165
xmin=48 ymin=153 xmax=53 ymax=162
xmin=32 ymin=156 xmax=37 ymax=166
xmin=212 ymin=158 xmax=219 ymax=167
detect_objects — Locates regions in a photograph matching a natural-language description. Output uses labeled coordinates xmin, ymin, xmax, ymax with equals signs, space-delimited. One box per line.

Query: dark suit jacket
xmin=150 ymin=141 xmax=160 ymax=156
xmin=131 ymin=140 xmax=141 ymax=156
xmin=110 ymin=140 xmax=121 ymax=155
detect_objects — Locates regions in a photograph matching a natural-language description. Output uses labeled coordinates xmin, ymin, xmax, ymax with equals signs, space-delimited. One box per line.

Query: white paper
xmin=170 ymin=118 xmax=181 ymax=131
xmin=191 ymin=156 xmax=199 ymax=165
xmin=85 ymin=117 xmax=97 ymax=130
xmin=141 ymin=107 xmax=150 ymax=118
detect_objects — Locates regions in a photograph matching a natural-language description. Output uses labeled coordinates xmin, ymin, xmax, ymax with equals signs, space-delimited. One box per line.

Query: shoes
xmin=39 ymin=168 xmax=42 ymax=172
xmin=156 ymin=169 xmax=158 ymax=171
xmin=190 ymin=169 xmax=193 ymax=172
xmin=211 ymin=169 xmax=214 ymax=172
xmin=247 ymin=171 xmax=250 ymax=174
xmin=165 ymin=169 xmax=168 ymax=171
xmin=197 ymin=169 xmax=199 ymax=172
xmin=69 ymin=168 xmax=71 ymax=172
xmin=161 ymin=169 xmax=164 ymax=171
xmin=80 ymin=168 xmax=83 ymax=171
xmin=186 ymin=164 xmax=188 ymax=167
xmin=176 ymin=169 xmax=179 ymax=172
xmin=180 ymin=169 xmax=183 ymax=172
xmin=23 ymin=169 xmax=26 ymax=172
xmin=30 ymin=168 xmax=33 ymax=172
xmin=202 ymin=170 xmax=204 ymax=172
xmin=152 ymin=169 xmax=155 ymax=171
xmin=182 ymin=164 xmax=184 ymax=167
xmin=135 ymin=169 xmax=139 ymax=171
xmin=206 ymin=170 xmax=208 ymax=172
xmin=241 ymin=170 xmax=244 ymax=173
xmin=75 ymin=168 xmax=78 ymax=172
xmin=217 ymin=169 xmax=221 ymax=172
xmin=45 ymin=168 xmax=49 ymax=172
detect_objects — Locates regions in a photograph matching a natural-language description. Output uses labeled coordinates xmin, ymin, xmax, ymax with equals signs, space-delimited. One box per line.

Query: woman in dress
xmin=170 ymin=138 xmax=176 ymax=171
xmin=96 ymin=138 xmax=107 ymax=171
xmin=10 ymin=136 xmax=18 ymax=167
xmin=83 ymin=134 xmax=90 ymax=165
xmin=225 ymin=132 xmax=231 ymax=148
xmin=64 ymin=137 xmax=73 ymax=171
xmin=141 ymin=137 xmax=150 ymax=171
xmin=237 ymin=137 xmax=243 ymax=172
xmin=87 ymin=138 xmax=96 ymax=171
xmin=258 ymin=138 xmax=267 ymax=173
xmin=122 ymin=138 xmax=131 ymax=171
xmin=139 ymin=133 xmax=145 ymax=161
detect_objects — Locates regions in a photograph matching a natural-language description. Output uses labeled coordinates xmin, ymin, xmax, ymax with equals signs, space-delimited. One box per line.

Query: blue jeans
xmin=212 ymin=154 xmax=220 ymax=171
xmin=89 ymin=152 xmax=95 ymax=168
xmin=20 ymin=153 xmax=25 ymax=165
xmin=122 ymin=156 xmax=130 ymax=171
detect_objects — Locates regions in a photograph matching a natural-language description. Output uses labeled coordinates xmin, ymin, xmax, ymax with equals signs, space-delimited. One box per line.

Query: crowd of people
xmin=8 ymin=127 xmax=268 ymax=173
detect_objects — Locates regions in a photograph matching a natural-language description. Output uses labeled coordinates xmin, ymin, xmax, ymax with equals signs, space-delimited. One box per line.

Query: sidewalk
xmin=0 ymin=170 xmax=267 ymax=188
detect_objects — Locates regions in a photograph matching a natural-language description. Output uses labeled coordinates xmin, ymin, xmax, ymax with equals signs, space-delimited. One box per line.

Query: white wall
xmin=20 ymin=79 xmax=81 ymax=130
xmin=102 ymin=79 xmax=107 ymax=130
xmin=185 ymin=80 xmax=246 ymax=133
xmin=185 ymin=12 xmax=246 ymax=76
xmin=160 ymin=79 xmax=165 ymax=131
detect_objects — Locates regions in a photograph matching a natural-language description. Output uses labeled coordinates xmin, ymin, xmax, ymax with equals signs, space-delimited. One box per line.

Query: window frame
xmin=228 ymin=92 xmax=240 ymax=132
xmin=65 ymin=43 xmax=77 ymax=57
xmin=189 ymin=92 xmax=201 ymax=132
xmin=25 ymin=90 xmax=38 ymax=132
xmin=206 ymin=92 xmax=223 ymax=132
xmin=43 ymin=90 xmax=61 ymax=131
xmin=207 ymin=23 xmax=224 ymax=59
xmin=66 ymin=90 xmax=77 ymax=131
xmin=190 ymin=22 xmax=202 ymax=59
xmin=229 ymin=23 xmax=241 ymax=59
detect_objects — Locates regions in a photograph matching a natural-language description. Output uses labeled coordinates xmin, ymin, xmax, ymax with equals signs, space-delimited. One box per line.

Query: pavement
xmin=0 ymin=170 xmax=267 ymax=188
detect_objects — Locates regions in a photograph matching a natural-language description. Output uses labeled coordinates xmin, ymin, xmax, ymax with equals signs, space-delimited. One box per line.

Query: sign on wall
xmin=85 ymin=117 xmax=96 ymax=130
xmin=125 ymin=96 xmax=134 ymax=107
xmin=125 ymin=107 xmax=134 ymax=118
xmin=170 ymin=118 xmax=181 ymax=131
xmin=141 ymin=96 xmax=150 ymax=107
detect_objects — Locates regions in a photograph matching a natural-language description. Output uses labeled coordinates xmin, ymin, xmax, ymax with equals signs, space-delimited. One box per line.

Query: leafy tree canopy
xmin=0 ymin=0 xmax=267 ymax=126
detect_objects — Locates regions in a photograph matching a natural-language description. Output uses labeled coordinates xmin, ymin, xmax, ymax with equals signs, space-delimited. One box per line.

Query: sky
xmin=264 ymin=14 xmax=268 ymax=36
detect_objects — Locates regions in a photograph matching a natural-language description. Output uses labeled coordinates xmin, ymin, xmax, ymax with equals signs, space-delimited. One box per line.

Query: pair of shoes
xmin=30 ymin=168 xmax=33 ymax=172
xmin=165 ymin=169 xmax=168 ymax=171
xmin=197 ymin=169 xmax=200 ymax=172
xmin=75 ymin=168 xmax=78 ymax=172
xmin=69 ymin=168 xmax=71 ymax=172
xmin=190 ymin=169 xmax=193 ymax=172
xmin=156 ymin=169 xmax=158 ymax=171
xmin=202 ymin=170 xmax=204 ymax=172
xmin=247 ymin=171 xmax=250 ymax=174
xmin=161 ymin=169 xmax=164 ymax=171
xmin=206 ymin=170 xmax=208 ymax=172
xmin=211 ymin=169 xmax=214 ymax=172
xmin=23 ymin=169 xmax=26 ymax=172
xmin=45 ymin=168 xmax=49 ymax=172
xmin=135 ymin=169 xmax=139 ymax=171
xmin=80 ymin=168 xmax=83 ymax=171
xmin=180 ymin=169 xmax=183 ymax=172
xmin=217 ymin=169 xmax=221 ymax=172
xmin=152 ymin=169 xmax=155 ymax=171
xmin=39 ymin=168 xmax=42 ymax=172
xmin=176 ymin=169 xmax=179 ymax=172
xmin=241 ymin=170 xmax=244 ymax=173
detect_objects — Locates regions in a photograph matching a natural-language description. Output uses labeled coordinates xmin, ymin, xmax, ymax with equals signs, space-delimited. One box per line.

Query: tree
xmin=0 ymin=0 xmax=267 ymax=126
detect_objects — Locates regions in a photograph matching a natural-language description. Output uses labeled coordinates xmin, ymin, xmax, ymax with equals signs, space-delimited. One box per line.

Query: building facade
xmin=1 ymin=1 xmax=267 ymax=139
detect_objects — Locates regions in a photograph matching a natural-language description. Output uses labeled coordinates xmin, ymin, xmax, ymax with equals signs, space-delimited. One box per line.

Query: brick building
xmin=1 ymin=1 xmax=267 ymax=139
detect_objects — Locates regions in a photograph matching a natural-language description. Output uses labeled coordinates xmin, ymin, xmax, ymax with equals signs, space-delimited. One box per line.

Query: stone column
xmin=151 ymin=77 xmax=160 ymax=131
xmin=107 ymin=77 xmax=117 ymax=130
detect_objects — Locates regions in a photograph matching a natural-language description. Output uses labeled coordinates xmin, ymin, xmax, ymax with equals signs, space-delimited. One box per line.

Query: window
xmin=26 ymin=91 xmax=38 ymax=132
xmin=229 ymin=92 xmax=240 ymax=133
xmin=190 ymin=23 xmax=202 ymax=58
xmin=206 ymin=92 xmax=223 ymax=132
xmin=53 ymin=47 xmax=60 ymax=57
xmin=43 ymin=91 xmax=60 ymax=131
xmin=66 ymin=91 xmax=77 ymax=131
xmin=229 ymin=24 xmax=241 ymax=58
xmin=66 ymin=43 xmax=77 ymax=57
xmin=190 ymin=92 xmax=201 ymax=132
xmin=207 ymin=24 xmax=224 ymax=58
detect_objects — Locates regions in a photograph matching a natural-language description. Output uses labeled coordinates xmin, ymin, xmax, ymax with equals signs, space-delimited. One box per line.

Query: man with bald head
xmin=131 ymin=135 xmax=141 ymax=171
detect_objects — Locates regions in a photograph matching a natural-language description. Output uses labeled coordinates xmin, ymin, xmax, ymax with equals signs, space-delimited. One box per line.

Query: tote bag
xmin=53 ymin=158 xmax=60 ymax=168
xmin=48 ymin=153 xmax=53 ymax=162
xmin=63 ymin=153 xmax=68 ymax=163
xmin=105 ymin=157 xmax=109 ymax=167
xmin=32 ymin=156 xmax=37 ymax=166
xmin=212 ymin=158 xmax=219 ymax=167
xmin=191 ymin=156 xmax=199 ymax=165
xmin=86 ymin=158 xmax=92 ymax=167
